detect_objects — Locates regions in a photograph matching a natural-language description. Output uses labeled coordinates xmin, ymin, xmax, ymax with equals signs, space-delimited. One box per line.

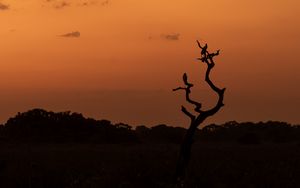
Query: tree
xmin=173 ymin=40 xmax=225 ymax=184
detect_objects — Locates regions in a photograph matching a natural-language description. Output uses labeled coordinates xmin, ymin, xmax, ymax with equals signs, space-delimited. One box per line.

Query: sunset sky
xmin=0 ymin=0 xmax=300 ymax=127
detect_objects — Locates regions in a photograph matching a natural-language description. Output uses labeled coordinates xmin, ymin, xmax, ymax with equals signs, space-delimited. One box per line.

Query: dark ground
xmin=0 ymin=142 xmax=299 ymax=188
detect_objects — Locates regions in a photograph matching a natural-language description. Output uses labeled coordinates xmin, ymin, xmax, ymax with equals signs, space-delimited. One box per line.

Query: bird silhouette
xmin=201 ymin=44 xmax=208 ymax=56
xmin=183 ymin=73 xmax=188 ymax=83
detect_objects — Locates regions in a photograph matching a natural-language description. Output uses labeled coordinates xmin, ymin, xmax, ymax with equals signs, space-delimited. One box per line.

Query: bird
xmin=183 ymin=73 xmax=188 ymax=83
xmin=201 ymin=43 xmax=208 ymax=56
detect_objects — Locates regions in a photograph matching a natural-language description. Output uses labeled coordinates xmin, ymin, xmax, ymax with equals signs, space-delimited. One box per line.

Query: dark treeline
xmin=199 ymin=121 xmax=300 ymax=144
xmin=0 ymin=109 xmax=137 ymax=143
xmin=0 ymin=108 xmax=300 ymax=144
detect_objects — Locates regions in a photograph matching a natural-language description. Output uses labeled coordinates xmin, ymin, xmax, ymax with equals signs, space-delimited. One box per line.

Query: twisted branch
xmin=173 ymin=73 xmax=203 ymax=119
xmin=196 ymin=40 xmax=225 ymax=117
xmin=181 ymin=106 xmax=195 ymax=121
xmin=173 ymin=40 xmax=225 ymax=121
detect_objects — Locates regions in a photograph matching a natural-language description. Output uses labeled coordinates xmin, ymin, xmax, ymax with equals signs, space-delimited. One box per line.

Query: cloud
xmin=161 ymin=33 xmax=180 ymax=41
xmin=101 ymin=0 xmax=109 ymax=6
xmin=79 ymin=1 xmax=97 ymax=7
xmin=78 ymin=0 xmax=108 ymax=7
xmin=0 ymin=2 xmax=9 ymax=10
xmin=79 ymin=2 xmax=90 ymax=6
xmin=54 ymin=1 xmax=70 ymax=9
xmin=59 ymin=31 xmax=80 ymax=38
xmin=43 ymin=0 xmax=109 ymax=9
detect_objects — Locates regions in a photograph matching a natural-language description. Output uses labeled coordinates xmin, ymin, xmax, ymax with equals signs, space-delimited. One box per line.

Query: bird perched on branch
xmin=201 ymin=44 xmax=208 ymax=56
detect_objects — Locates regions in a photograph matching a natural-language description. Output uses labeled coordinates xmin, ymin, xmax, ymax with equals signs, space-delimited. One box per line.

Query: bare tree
xmin=173 ymin=40 xmax=225 ymax=184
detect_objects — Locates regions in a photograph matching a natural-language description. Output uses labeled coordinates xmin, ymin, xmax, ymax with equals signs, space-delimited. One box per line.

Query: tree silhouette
xmin=2 ymin=108 xmax=138 ymax=143
xmin=173 ymin=40 xmax=225 ymax=183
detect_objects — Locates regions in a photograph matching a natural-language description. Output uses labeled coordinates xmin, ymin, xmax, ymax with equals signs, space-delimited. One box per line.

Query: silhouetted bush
xmin=135 ymin=125 xmax=150 ymax=142
xmin=135 ymin=125 xmax=150 ymax=135
xmin=199 ymin=121 xmax=299 ymax=144
xmin=146 ymin=124 xmax=186 ymax=144
xmin=2 ymin=109 xmax=138 ymax=143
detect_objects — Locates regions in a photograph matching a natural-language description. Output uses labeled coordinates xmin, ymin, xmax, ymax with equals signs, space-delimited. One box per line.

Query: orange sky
xmin=0 ymin=0 xmax=300 ymax=127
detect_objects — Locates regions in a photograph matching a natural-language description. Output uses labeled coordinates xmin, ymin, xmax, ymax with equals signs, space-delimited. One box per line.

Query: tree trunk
xmin=175 ymin=121 xmax=198 ymax=183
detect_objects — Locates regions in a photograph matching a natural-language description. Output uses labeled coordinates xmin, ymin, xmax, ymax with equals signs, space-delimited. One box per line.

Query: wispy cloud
xmin=44 ymin=0 xmax=109 ymax=8
xmin=79 ymin=0 xmax=96 ymax=7
xmin=101 ymin=0 xmax=109 ymax=6
xmin=59 ymin=31 xmax=80 ymax=38
xmin=0 ymin=2 xmax=9 ymax=10
xmin=78 ymin=0 xmax=109 ymax=7
xmin=161 ymin=33 xmax=180 ymax=41
xmin=54 ymin=1 xmax=70 ymax=9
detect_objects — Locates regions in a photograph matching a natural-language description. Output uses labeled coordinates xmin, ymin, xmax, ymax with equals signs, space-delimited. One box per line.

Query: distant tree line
xmin=199 ymin=121 xmax=300 ymax=144
xmin=0 ymin=109 xmax=137 ymax=143
xmin=0 ymin=109 xmax=299 ymax=144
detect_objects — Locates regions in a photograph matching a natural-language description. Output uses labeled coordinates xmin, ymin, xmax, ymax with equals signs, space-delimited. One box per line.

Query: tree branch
xmin=196 ymin=40 xmax=225 ymax=117
xmin=173 ymin=73 xmax=202 ymax=114
xmin=181 ymin=106 xmax=195 ymax=121
xmin=172 ymin=87 xmax=186 ymax=91
xmin=173 ymin=40 xmax=225 ymax=122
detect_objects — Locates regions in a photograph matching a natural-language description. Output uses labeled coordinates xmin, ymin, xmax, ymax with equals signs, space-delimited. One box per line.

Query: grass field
xmin=0 ymin=143 xmax=299 ymax=188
